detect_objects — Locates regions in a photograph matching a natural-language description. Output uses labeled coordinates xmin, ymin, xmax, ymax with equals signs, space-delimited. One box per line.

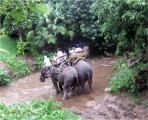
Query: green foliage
xmin=0 ymin=68 xmax=10 ymax=86
xmin=0 ymin=55 xmax=29 ymax=78
xmin=91 ymin=0 xmax=148 ymax=55
xmin=0 ymin=35 xmax=29 ymax=81
xmin=110 ymin=63 xmax=148 ymax=95
xmin=113 ymin=57 xmax=128 ymax=71
xmin=0 ymin=35 xmax=17 ymax=56
xmin=0 ymin=0 xmax=147 ymax=56
xmin=16 ymin=41 xmax=29 ymax=55
xmin=134 ymin=96 xmax=141 ymax=105
xmin=0 ymin=99 xmax=81 ymax=120
xmin=0 ymin=0 xmax=74 ymax=55
xmin=34 ymin=55 xmax=44 ymax=70
xmin=28 ymin=3 xmax=48 ymax=15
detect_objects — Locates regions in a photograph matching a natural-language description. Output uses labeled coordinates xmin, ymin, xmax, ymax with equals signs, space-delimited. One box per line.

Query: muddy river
xmin=0 ymin=57 xmax=147 ymax=120
xmin=0 ymin=57 xmax=118 ymax=107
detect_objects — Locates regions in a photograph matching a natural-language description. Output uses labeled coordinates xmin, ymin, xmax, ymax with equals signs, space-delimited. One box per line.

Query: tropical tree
xmin=0 ymin=0 xmax=74 ymax=55
xmin=91 ymin=0 xmax=148 ymax=56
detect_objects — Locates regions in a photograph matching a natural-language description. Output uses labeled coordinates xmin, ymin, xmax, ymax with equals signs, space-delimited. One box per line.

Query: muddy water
xmin=0 ymin=57 xmax=118 ymax=109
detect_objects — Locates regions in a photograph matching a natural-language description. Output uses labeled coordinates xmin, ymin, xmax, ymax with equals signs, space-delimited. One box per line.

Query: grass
xmin=0 ymin=35 xmax=17 ymax=56
xmin=0 ymin=68 xmax=10 ymax=86
xmin=0 ymin=35 xmax=55 ymax=84
xmin=0 ymin=35 xmax=29 ymax=84
xmin=0 ymin=99 xmax=81 ymax=120
xmin=0 ymin=55 xmax=30 ymax=78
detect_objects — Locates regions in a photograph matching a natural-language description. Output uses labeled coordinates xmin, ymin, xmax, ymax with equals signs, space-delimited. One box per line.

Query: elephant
xmin=70 ymin=59 xmax=93 ymax=93
xmin=40 ymin=65 xmax=78 ymax=100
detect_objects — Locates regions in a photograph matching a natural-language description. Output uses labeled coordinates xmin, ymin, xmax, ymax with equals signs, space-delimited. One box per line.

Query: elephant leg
xmin=62 ymin=85 xmax=68 ymax=100
xmin=88 ymin=80 xmax=92 ymax=93
xmin=51 ymin=79 xmax=59 ymax=94
xmin=70 ymin=85 xmax=77 ymax=96
xmin=80 ymin=83 xmax=85 ymax=94
xmin=75 ymin=86 xmax=80 ymax=95
xmin=73 ymin=86 xmax=79 ymax=96
xmin=72 ymin=81 xmax=79 ymax=96
xmin=59 ymin=83 xmax=63 ymax=93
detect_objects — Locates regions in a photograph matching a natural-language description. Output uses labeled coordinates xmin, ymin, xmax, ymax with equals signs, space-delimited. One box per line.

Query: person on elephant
xmin=57 ymin=48 xmax=66 ymax=63
xmin=69 ymin=47 xmax=76 ymax=55
xmin=69 ymin=48 xmax=73 ymax=55
xmin=63 ymin=52 xmax=67 ymax=61
xmin=75 ymin=47 xmax=82 ymax=53
xmin=44 ymin=56 xmax=52 ymax=67
xmin=57 ymin=48 xmax=63 ymax=58
xmin=53 ymin=54 xmax=61 ymax=65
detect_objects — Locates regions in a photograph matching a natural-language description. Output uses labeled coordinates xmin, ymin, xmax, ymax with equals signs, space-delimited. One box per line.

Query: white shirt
xmin=69 ymin=49 xmax=76 ymax=55
xmin=44 ymin=56 xmax=51 ymax=67
xmin=53 ymin=55 xmax=61 ymax=64
xmin=75 ymin=47 xmax=82 ymax=52
xmin=57 ymin=51 xmax=63 ymax=57
xmin=63 ymin=53 xmax=67 ymax=60
xmin=53 ymin=55 xmax=57 ymax=61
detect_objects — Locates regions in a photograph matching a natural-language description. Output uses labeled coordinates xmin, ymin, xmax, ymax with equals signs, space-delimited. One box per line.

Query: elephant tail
xmin=87 ymin=69 xmax=93 ymax=92
xmin=88 ymin=66 xmax=93 ymax=81
xmin=75 ymin=74 xmax=79 ymax=86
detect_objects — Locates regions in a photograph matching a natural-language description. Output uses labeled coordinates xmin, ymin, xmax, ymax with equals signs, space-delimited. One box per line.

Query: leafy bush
xmin=34 ymin=55 xmax=44 ymax=70
xmin=113 ymin=57 xmax=128 ymax=71
xmin=0 ymin=55 xmax=29 ymax=78
xmin=16 ymin=41 xmax=29 ymax=56
xmin=0 ymin=99 xmax=81 ymax=120
xmin=110 ymin=63 xmax=148 ymax=95
xmin=0 ymin=68 xmax=11 ymax=86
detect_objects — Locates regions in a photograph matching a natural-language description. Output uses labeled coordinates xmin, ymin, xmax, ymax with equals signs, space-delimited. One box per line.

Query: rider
xmin=52 ymin=54 xmax=60 ymax=65
xmin=57 ymin=48 xmax=66 ymax=63
xmin=57 ymin=48 xmax=63 ymax=58
xmin=69 ymin=47 xmax=76 ymax=55
xmin=44 ymin=56 xmax=52 ymax=67
xmin=75 ymin=47 xmax=82 ymax=53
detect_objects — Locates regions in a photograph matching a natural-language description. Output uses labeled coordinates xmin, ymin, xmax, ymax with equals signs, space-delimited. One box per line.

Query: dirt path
xmin=0 ymin=57 xmax=147 ymax=120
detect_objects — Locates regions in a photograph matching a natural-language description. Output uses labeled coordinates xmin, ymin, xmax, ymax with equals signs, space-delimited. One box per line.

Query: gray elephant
xmin=40 ymin=65 xmax=78 ymax=100
xmin=70 ymin=59 xmax=93 ymax=93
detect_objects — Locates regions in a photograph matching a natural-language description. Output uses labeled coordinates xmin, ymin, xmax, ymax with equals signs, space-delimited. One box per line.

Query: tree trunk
xmin=18 ymin=30 xmax=24 ymax=55
xmin=18 ymin=30 xmax=23 ymax=42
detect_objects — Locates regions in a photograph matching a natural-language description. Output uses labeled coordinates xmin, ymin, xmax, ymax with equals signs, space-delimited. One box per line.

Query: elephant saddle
xmin=70 ymin=56 xmax=85 ymax=65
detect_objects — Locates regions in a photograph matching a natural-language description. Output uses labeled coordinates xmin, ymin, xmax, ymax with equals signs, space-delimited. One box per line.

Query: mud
xmin=80 ymin=93 xmax=148 ymax=120
xmin=0 ymin=57 xmax=147 ymax=120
